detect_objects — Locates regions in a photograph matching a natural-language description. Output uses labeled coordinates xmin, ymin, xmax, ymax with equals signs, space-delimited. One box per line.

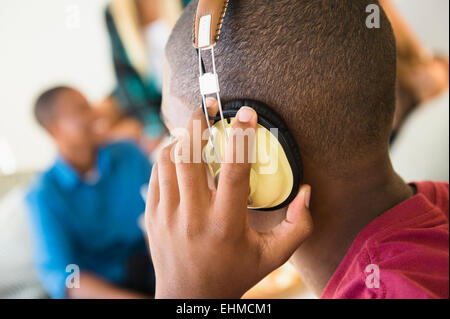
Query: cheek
xmin=60 ymin=121 xmax=78 ymax=136
xmin=57 ymin=119 xmax=89 ymax=140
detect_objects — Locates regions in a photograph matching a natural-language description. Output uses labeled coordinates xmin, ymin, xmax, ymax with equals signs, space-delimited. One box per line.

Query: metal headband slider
xmin=198 ymin=15 xmax=212 ymax=48
xmin=199 ymin=72 xmax=220 ymax=95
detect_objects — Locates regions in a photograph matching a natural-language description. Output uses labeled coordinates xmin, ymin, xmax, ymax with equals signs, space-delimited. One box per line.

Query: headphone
xmin=193 ymin=0 xmax=303 ymax=211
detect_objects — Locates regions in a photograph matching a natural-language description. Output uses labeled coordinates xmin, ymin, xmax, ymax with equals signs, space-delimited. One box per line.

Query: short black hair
xmin=34 ymin=86 xmax=72 ymax=129
xmin=165 ymin=0 xmax=397 ymax=174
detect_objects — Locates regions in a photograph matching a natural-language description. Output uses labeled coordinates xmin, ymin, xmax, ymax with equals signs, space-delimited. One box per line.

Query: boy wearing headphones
xmin=145 ymin=0 xmax=449 ymax=298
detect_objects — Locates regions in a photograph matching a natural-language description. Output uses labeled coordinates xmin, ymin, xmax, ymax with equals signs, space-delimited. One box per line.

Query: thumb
xmin=259 ymin=185 xmax=313 ymax=269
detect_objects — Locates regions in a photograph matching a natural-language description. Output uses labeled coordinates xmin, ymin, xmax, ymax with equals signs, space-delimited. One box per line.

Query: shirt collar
xmin=53 ymin=145 xmax=114 ymax=190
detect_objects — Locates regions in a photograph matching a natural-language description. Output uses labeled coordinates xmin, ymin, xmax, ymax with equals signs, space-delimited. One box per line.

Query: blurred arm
xmin=381 ymin=0 xmax=449 ymax=131
xmin=380 ymin=0 xmax=432 ymax=63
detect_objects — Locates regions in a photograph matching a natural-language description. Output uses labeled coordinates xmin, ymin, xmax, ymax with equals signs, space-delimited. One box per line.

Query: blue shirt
xmin=26 ymin=141 xmax=152 ymax=298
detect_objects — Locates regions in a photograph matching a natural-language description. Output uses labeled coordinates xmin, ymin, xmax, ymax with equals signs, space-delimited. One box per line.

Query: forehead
xmin=55 ymin=89 xmax=86 ymax=104
xmin=161 ymin=55 xmax=196 ymax=131
xmin=54 ymin=90 xmax=89 ymax=114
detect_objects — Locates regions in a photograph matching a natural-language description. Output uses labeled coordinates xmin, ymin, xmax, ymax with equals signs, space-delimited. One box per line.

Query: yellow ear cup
xmin=204 ymin=117 xmax=294 ymax=210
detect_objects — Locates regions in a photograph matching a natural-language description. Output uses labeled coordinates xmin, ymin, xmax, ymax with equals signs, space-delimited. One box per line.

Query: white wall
xmin=0 ymin=0 xmax=114 ymax=173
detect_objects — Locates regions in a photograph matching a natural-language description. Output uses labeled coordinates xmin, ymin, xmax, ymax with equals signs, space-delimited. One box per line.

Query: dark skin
xmin=46 ymin=89 xmax=98 ymax=175
xmin=44 ymin=89 xmax=149 ymax=299
xmin=288 ymin=152 xmax=413 ymax=295
xmin=155 ymin=56 xmax=414 ymax=297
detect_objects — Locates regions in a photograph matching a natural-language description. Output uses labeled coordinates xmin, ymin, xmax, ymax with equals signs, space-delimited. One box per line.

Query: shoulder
xmin=323 ymin=236 xmax=449 ymax=299
xmin=26 ymin=167 xmax=59 ymax=203
xmin=415 ymin=181 xmax=449 ymax=219
xmin=367 ymin=227 xmax=448 ymax=298
xmin=322 ymin=183 xmax=449 ymax=299
xmin=362 ymin=183 xmax=449 ymax=298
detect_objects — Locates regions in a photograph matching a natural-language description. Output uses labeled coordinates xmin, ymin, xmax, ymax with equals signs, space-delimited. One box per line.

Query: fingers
xmin=183 ymin=98 xmax=219 ymax=163
xmin=158 ymin=143 xmax=180 ymax=209
xmin=259 ymin=185 xmax=313 ymax=269
xmin=175 ymin=99 xmax=219 ymax=211
xmin=216 ymin=107 xmax=258 ymax=223
xmin=204 ymin=98 xmax=220 ymax=125
xmin=146 ymin=163 xmax=159 ymax=216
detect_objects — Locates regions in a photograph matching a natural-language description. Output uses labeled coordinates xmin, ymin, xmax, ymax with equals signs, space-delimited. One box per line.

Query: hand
xmin=145 ymin=100 xmax=313 ymax=299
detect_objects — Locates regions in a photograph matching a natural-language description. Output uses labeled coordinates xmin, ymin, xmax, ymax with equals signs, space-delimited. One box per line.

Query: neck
xmin=58 ymin=143 xmax=96 ymax=175
xmin=290 ymin=153 xmax=413 ymax=296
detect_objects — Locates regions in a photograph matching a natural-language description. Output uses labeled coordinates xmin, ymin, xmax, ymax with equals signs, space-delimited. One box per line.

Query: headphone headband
xmin=193 ymin=0 xmax=230 ymax=48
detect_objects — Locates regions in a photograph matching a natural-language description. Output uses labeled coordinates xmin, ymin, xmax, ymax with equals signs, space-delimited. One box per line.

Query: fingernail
xmin=237 ymin=107 xmax=255 ymax=123
xmin=206 ymin=98 xmax=217 ymax=108
xmin=304 ymin=187 xmax=311 ymax=209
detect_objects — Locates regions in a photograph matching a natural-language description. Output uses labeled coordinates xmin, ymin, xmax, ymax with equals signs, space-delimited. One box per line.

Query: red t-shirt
xmin=321 ymin=181 xmax=449 ymax=299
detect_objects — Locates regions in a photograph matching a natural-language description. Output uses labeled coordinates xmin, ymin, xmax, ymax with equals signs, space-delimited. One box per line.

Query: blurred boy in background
xmin=26 ymin=87 xmax=154 ymax=299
